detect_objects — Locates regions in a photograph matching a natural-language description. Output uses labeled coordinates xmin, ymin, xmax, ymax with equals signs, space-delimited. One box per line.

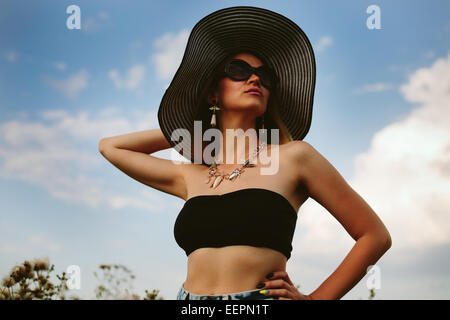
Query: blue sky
xmin=1 ymin=0 xmax=449 ymax=300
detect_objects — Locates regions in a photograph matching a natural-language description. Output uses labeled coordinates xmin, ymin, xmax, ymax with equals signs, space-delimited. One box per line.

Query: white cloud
xmin=108 ymin=64 xmax=146 ymax=90
xmin=29 ymin=234 xmax=63 ymax=252
xmin=5 ymin=50 xmax=18 ymax=62
xmin=98 ymin=11 xmax=109 ymax=20
xmin=353 ymin=82 xmax=395 ymax=94
xmin=0 ymin=233 xmax=63 ymax=254
xmin=0 ymin=107 xmax=172 ymax=212
xmin=314 ymin=36 xmax=333 ymax=53
xmin=107 ymin=239 xmax=133 ymax=250
xmin=151 ymin=29 xmax=190 ymax=81
xmin=400 ymin=53 xmax=450 ymax=106
xmin=352 ymin=52 xmax=450 ymax=249
xmin=423 ymin=50 xmax=435 ymax=59
xmin=53 ymin=61 xmax=67 ymax=71
xmin=82 ymin=11 xmax=111 ymax=33
xmin=43 ymin=69 xmax=89 ymax=98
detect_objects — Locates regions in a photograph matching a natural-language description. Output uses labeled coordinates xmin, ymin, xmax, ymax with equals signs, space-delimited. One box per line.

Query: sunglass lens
xmin=227 ymin=60 xmax=250 ymax=80
xmin=257 ymin=69 xmax=273 ymax=88
xmin=226 ymin=59 xmax=276 ymax=89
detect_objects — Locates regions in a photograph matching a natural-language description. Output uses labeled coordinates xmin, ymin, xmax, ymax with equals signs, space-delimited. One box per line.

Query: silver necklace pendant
xmin=228 ymin=168 xmax=242 ymax=181
xmin=204 ymin=167 xmax=216 ymax=183
xmin=211 ymin=175 xmax=223 ymax=189
xmin=206 ymin=141 xmax=266 ymax=188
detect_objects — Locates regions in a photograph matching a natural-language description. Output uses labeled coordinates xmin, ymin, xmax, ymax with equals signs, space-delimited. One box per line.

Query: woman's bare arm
xmin=99 ymin=128 xmax=171 ymax=154
xmin=98 ymin=129 xmax=187 ymax=200
xmin=293 ymin=141 xmax=392 ymax=300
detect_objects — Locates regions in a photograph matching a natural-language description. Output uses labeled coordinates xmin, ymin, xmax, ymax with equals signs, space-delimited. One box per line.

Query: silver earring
xmin=209 ymin=102 xmax=220 ymax=127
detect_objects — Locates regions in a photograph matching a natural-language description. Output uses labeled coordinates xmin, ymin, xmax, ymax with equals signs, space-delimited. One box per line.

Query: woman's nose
xmin=247 ymin=73 xmax=261 ymax=85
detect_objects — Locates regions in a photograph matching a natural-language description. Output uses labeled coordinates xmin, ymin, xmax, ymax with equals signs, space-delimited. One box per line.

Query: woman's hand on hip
xmin=257 ymin=270 xmax=313 ymax=300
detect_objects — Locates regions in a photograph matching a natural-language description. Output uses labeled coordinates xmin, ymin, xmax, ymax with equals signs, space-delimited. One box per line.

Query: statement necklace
xmin=205 ymin=141 xmax=267 ymax=189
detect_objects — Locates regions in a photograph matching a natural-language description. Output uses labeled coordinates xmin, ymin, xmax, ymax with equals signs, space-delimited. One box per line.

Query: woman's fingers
xmin=260 ymin=270 xmax=311 ymax=300
xmin=261 ymin=279 xmax=289 ymax=290
xmin=259 ymin=273 xmax=294 ymax=300
xmin=266 ymin=270 xmax=294 ymax=286
xmin=259 ymin=288 xmax=292 ymax=300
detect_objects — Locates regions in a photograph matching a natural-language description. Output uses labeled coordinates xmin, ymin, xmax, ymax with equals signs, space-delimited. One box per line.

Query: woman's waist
xmin=184 ymin=245 xmax=286 ymax=295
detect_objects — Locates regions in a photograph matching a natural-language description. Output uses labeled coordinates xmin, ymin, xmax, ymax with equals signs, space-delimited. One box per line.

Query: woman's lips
xmin=246 ymin=91 xmax=262 ymax=97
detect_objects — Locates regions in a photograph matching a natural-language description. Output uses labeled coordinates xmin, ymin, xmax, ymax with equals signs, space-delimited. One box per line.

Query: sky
xmin=0 ymin=0 xmax=449 ymax=300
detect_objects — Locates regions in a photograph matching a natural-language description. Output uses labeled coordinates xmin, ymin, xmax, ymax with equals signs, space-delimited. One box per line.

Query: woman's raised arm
xmin=98 ymin=129 xmax=187 ymax=200
xmin=99 ymin=128 xmax=171 ymax=154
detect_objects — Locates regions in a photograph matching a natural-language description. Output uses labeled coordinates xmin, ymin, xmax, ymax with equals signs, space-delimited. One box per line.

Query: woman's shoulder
xmin=281 ymin=140 xmax=316 ymax=161
xmin=281 ymin=140 xmax=325 ymax=178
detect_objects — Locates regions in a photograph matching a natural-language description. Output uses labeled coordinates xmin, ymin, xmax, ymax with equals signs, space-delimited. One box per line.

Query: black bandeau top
xmin=174 ymin=188 xmax=298 ymax=260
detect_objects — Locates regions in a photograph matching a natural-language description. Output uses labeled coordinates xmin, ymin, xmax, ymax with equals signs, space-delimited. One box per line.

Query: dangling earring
xmin=261 ymin=115 xmax=265 ymax=130
xmin=209 ymin=101 xmax=220 ymax=127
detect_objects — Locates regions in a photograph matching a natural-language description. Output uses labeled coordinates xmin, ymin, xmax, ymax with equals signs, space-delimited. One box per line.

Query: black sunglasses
xmin=222 ymin=59 xmax=278 ymax=90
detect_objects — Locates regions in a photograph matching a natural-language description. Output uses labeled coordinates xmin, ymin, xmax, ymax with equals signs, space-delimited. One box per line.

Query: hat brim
xmin=158 ymin=6 xmax=316 ymax=163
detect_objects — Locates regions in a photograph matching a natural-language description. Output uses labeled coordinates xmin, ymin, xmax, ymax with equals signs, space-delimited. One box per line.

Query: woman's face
xmin=210 ymin=52 xmax=270 ymax=117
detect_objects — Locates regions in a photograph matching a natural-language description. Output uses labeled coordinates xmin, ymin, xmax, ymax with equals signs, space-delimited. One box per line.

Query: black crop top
xmin=174 ymin=188 xmax=298 ymax=260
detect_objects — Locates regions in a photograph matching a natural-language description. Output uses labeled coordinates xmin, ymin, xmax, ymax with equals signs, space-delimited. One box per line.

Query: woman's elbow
xmin=98 ymin=138 xmax=112 ymax=155
xmin=376 ymin=230 xmax=392 ymax=251
xmin=367 ymin=229 xmax=392 ymax=251
xmin=384 ymin=232 xmax=392 ymax=250
xmin=373 ymin=221 xmax=392 ymax=251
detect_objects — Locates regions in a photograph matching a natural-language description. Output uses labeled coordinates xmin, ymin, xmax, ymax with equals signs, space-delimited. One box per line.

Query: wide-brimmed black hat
xmin=157 ymin=5 xmax=316 ymax=163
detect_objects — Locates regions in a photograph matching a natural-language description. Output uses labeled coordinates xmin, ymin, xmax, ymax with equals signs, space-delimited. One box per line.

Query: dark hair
xmin=188 ymin=51 xmax=293 ymax=166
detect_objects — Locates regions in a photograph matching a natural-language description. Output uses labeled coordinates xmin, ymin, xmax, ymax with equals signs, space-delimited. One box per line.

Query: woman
xmin=99 ymin=6 xmax=392 ymax=300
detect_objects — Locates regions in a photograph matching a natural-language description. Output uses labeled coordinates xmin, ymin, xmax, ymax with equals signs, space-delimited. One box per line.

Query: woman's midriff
xmin=182 ymin=245 xmax=287 ymax=295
